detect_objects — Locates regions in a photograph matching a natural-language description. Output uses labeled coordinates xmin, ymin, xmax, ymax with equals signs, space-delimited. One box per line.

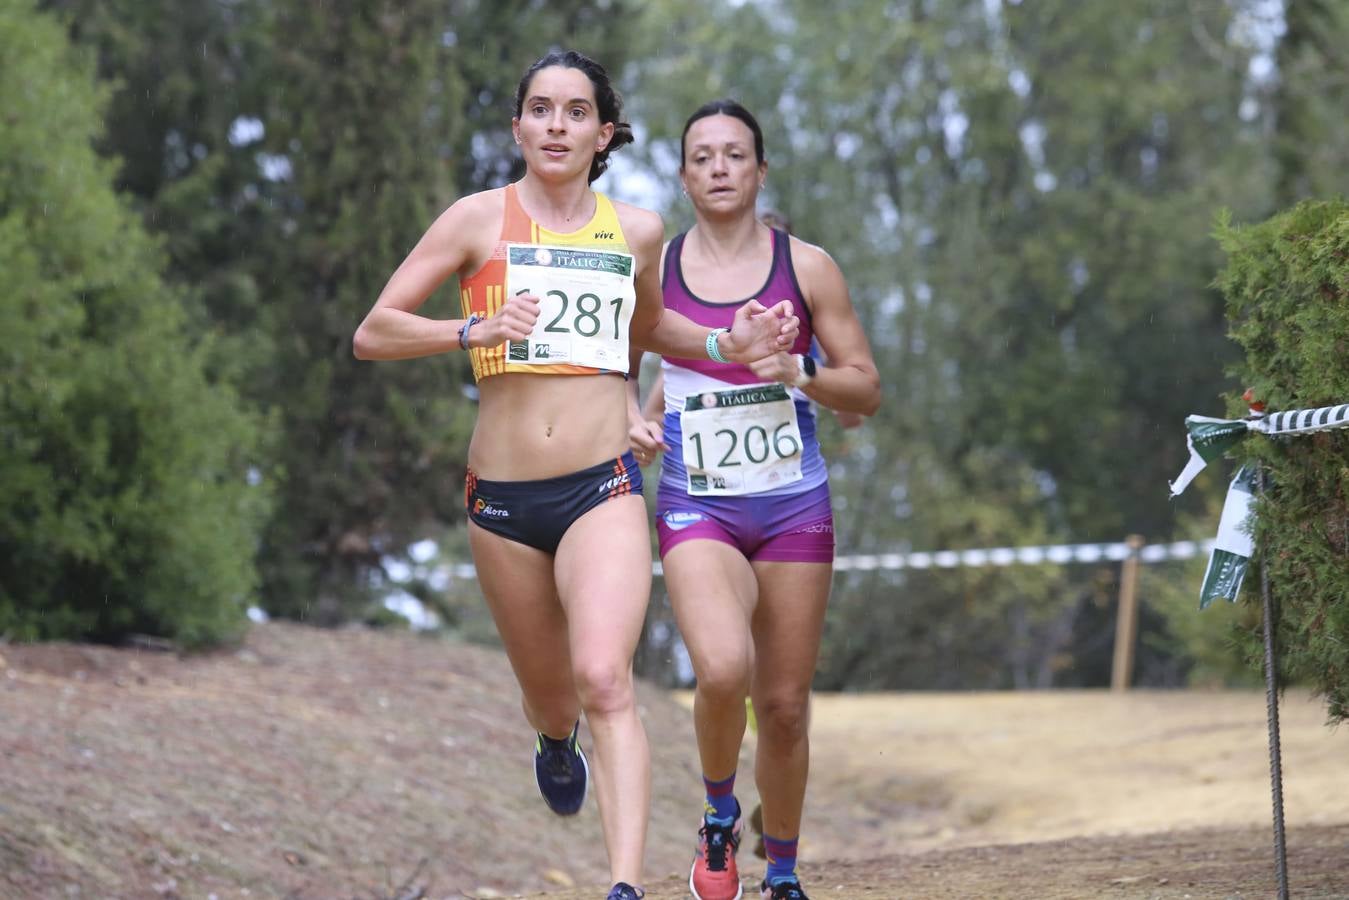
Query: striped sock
xmin=763 ymin=834 xmax=799 ymax=884
xmin=702 ymin=771 xmax=737 ymax=823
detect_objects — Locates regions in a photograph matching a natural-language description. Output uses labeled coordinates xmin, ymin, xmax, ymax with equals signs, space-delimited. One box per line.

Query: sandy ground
xmin=795 ymin=689 xmax=1349 ymax=857
xmin=540 ymin=690 xmax=1349 ymax=899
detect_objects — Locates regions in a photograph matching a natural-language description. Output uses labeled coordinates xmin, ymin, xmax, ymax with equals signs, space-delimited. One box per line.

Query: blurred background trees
xmin=3 ymin=0 xmax=1344 ymax=701
xmin=0 ymin=0 xmax=268 ymax=646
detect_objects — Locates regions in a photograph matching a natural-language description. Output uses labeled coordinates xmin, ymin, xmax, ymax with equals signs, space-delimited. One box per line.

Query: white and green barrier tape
xmin=824 ymin=541 xmax=1203 ymax=572
xmin=431 ymin=539 xmax=1209 ymax=581
xmin=1169 ymin=402 xmax=1349 ymax=609
xmin=668 ymin=540 xmax=1206 ymax=576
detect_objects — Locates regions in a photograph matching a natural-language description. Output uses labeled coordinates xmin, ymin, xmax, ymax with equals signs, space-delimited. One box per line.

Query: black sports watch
xmin=794 ymin=353 xmax=817 ymax=387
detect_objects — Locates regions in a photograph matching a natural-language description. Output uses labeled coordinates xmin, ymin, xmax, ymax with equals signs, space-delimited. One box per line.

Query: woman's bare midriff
xmin=468 ymin=372 xmax=631 ymax=480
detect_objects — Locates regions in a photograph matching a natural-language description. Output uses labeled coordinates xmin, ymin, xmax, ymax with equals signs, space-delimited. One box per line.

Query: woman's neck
xmin=688 ymin=213 xmax=766 ymax=267
xmin=515 ymin=174 xmax=595 ymax=232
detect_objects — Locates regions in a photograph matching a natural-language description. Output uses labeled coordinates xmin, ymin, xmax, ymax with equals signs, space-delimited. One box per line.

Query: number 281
xmin=516 ymin=288 xmax=624 ymax=339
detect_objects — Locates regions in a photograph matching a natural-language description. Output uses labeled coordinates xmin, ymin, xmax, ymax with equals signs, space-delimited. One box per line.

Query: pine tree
xmin=0 ymin=0 xmax=268 ymax=646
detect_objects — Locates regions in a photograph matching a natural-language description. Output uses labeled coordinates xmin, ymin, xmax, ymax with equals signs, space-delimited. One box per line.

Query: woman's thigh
xmin=663 ymin=538 xmax=758 ymax=684
xmin=468 ymin=520 xmax=574 ymax=701
xmin=553 ymin=495 xmax=653 ymax=674
xmin=749 ymin=560 xmax=833 ymax=707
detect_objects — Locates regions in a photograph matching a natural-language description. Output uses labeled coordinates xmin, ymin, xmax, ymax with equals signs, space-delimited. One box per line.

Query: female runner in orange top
xmin=354 ymin=53 xmax=799 ymax=900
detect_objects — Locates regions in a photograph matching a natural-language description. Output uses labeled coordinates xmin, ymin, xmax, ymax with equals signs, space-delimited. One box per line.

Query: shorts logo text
xmin=663 ymin=510 xmax=704 ymax=531
xmin=473 ymin=498 xmax=510 ymax=519
xmin=599 ymin=473 xmax=631 ymax=493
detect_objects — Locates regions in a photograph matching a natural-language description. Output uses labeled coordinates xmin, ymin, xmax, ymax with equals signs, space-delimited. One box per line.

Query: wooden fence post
xmin=1110 ymin=534 xmax=1146 ymax=692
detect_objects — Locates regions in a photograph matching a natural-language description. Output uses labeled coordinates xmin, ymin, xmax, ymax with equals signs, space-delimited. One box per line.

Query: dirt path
xmin=528 ymin=822 xmax=1349 ymax=899
xmin=1 ymin=624 xmax=1346 ymax=899
xmin=799 ymin=689 xmax=1349 ymax=857
xmin=545 ymin=689 xmax=1349 ymax=899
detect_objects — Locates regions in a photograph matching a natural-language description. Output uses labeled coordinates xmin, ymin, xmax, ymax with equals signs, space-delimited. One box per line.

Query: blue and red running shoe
xmin=690 ymin=800 xmax=743 ymax=900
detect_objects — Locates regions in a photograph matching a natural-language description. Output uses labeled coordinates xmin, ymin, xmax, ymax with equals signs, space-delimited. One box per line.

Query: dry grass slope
xmin=0 ymin=623 xmax=712 ymax=899
xmin=2 ymin=624 xmax=1347 ymax=899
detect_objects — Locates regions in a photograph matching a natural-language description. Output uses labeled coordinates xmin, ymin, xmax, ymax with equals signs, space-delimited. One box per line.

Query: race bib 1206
xmin=680 ymin=383 xmax=804 ymax=496
xmin=504 ymin=243 xmax=635 ymax=371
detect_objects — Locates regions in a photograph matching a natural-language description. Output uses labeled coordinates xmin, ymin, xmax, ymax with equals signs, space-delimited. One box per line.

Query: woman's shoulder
xmin=607 ymin=197 xmax=664 ymax=247
xmin=418 ymin=188 xmax=507 ymax=276
xmin=421 ymin=188 xmax=507 ymax=260
xmin=786 ymin=233 xmax=842 ymax=280
xmin=443 ymin=186 xmax=507 ymax=226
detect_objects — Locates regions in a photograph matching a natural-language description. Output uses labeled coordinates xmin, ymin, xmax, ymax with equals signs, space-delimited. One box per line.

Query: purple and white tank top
xmin=657 ymin=228 xmax=828 ymax=498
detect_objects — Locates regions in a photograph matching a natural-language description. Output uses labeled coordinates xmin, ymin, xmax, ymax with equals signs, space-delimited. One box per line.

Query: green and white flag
xmin=1168 ymin=416 xmax=1252 ymax=497
xmin=1169 ymin=403 xmax=1349 ymax=497
xmin=1198 ymin=464 xmax=1257 ymax=609
xmin=1170 ymin=401 xmax=1349 ymax=610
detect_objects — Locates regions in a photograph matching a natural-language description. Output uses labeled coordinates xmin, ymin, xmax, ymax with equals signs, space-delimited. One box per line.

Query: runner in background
xmin=641 ymin=209 xmax=864 ymax=432
xmin=628 ymin=100 xmax=881 ymax=900
xmin=354 ymin=55 xmax=799 ymax=900
xmin=638 ymin=209 xmax=862 ymax=865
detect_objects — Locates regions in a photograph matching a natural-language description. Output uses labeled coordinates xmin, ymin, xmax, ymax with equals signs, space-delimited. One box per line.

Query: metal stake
xmin=1258 ymin=466 xmax=1289 ymax=900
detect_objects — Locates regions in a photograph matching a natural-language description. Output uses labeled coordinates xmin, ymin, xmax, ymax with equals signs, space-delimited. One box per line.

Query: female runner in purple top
xmin=628 ymin=100 xmax=881 ymax=900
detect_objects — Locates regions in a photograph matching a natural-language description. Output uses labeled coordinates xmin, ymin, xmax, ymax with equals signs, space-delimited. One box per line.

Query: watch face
xmin=802 ymin=354 xmax=817 ymax=377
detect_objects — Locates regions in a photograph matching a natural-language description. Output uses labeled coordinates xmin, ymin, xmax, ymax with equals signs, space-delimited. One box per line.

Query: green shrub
xmin=0 ymin=0 xmax=270 ymax=647
xmin=1215 ymin=199 xmax=1349 ymax=720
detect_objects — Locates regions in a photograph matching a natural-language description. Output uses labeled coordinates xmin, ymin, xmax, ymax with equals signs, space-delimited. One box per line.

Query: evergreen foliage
xmin=1274 ymin=0 xmax=1349 ymax=204
xmin=9 ymin=0 xmax=1345 ymax=689
xmin=0 ymin=0 xmax=269 ymax=646
xmin=1216 ymin=200 xmax=1349 ymax=720
xmin=46 ymin=0 xmax=634 ymax=625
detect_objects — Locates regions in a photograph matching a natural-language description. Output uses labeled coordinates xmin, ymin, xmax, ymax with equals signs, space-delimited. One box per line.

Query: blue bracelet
xmin=458 ymin=314 xmax=481 ymax=351
xmin=706 ymin=327 xmax=729 ymax=363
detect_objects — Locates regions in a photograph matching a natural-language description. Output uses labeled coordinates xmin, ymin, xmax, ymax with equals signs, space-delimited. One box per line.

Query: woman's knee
xmin=694 ymin=655 xmax=753 ymax=706
xmin=754 ymin=693 xmax=810 ymax=742
xmin=572 ymin=658 xmax=636 ymax=715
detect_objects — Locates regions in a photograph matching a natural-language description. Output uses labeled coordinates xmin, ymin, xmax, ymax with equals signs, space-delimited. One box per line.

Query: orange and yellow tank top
xmin=459 ymin=183 xmax=631 ymax=381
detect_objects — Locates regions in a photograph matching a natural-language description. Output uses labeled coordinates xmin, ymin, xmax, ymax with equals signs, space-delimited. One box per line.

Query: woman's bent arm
xmin=795 ymin=240 xmax=882 ymax=416
xmin=353 ymin=196 xmax=483 ymax=361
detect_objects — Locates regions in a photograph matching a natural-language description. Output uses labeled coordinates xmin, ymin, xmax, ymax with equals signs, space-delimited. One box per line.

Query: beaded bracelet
xmin=706 ymin=327 xmax=730 ymax=363
xmin=458 ymin=314 xmax=481 ymax=351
